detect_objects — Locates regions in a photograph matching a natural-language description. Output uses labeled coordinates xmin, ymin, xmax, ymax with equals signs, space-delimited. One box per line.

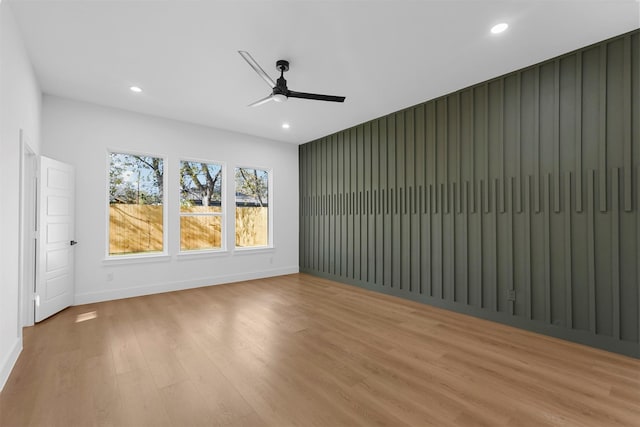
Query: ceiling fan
xmin=238 ymin=51 xmax=346 ymax=107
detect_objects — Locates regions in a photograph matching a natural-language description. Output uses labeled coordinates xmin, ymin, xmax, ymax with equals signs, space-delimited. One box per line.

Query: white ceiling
xmin=8 ymin=0 xmax=640 ymax=144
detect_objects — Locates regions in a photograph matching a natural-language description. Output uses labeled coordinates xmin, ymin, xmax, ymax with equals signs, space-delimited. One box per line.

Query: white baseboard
xmin=0 ymin=337 xmax=22 ymax=392
xmin=74 ymin=266 xmax=299 ymax=305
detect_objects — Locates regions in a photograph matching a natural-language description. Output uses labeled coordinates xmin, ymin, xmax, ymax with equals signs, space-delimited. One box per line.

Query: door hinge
xmin=34 ymin=294 xmax=40 ymax=306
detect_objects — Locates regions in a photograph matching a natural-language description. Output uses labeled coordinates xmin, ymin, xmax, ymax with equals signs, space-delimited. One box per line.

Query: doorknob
xmin=70 ymin=240 xmax=78 ymax=246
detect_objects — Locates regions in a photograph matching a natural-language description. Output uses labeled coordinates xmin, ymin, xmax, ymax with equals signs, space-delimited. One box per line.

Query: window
xmin=180 ymin=160 xmax=223 ymax=251
xmin=108 ymin=152 xmax=164 ymax=256
xmin=235 ymin=167 xmax=270 ymax=248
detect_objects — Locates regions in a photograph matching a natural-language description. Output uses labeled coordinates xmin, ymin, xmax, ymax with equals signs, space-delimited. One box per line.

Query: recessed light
xmin=491 ymin=23 xmax=509 ymax=34
xmin=282 ymin=123 xmax=290 ymax=129
xmin=129 ymin=86 xmax=143 ymax=93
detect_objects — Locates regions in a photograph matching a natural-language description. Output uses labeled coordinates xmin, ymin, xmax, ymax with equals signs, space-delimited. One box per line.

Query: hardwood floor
xmin=1 ymin=273 xmax=638 ymax=426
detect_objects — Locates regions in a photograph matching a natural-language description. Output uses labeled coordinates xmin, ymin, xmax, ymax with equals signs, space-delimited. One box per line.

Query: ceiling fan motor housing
xmin=276 ymin=59 xmax=290 ymax=72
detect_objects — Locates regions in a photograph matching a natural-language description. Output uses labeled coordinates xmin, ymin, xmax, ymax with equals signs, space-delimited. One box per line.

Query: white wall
xmin=42 ymin=96 xmax=299 ymax=305
xmin=0 ymin=1 xmax=42 ymax=390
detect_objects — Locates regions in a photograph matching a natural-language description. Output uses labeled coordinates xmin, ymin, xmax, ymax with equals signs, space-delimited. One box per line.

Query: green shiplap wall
xmin=299 ymin=30 xmax=640 ymax=358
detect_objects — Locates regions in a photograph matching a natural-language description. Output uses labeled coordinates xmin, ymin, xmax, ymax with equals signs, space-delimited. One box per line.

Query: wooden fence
xmin=236 ymin=207 xmax=268 ymax=247
xmin=109 ymin=204 xmax=163 ymax=255
xmin=109 ymin=204 xmax=267 ymax=255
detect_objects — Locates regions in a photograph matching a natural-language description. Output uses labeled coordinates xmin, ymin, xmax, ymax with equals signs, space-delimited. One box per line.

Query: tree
xmin=109 ymin=153 xmax=163 ymax=205
xmin=132 ymin=156 xmax=164 ymax=201
xmin=235 ymin=168 xmax=268 ymax=207
xmin=180 ymin=161 xmax=222 ymax=207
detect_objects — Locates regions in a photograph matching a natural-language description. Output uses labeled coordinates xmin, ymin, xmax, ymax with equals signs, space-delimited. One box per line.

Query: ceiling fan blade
xmin=248 ymin=94 xmax=275 ymax=107
xmin=287 ymin=90 xmax=345 ymax=103
xmin=238 ymin=51 xmax=276 ymax=89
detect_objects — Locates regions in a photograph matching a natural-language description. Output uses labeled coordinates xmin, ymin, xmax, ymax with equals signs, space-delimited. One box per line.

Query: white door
xmin=35 ymin=156 xmax=75 ymax=322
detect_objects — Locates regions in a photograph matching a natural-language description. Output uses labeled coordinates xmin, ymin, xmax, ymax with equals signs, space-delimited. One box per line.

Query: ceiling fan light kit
xmin=239 ymin=51 xmax=346 ymax=106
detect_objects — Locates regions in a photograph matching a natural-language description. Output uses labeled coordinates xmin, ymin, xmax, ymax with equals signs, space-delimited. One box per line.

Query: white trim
xmin=102 ymin=254 xmax=171 ymax=265
xmin=180 ymin=212 xmax=223 ymax=217
xmin=176 ymin=249 xmax=230 ymax=259
xmin=268 ymin=166 xmax=274 ymax=248
xmin=74 ymin=266 xmax=299 ymax=305
xmin=19 ymin=132 xmax=37 ymax=328
xmin=0 ymin=338 xmax=22 ymax=392
xmin=232 ymin=246 xmax=275 ymax=255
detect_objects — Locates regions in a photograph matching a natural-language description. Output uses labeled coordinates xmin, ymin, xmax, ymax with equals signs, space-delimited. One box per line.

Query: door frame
xmin=19 ymin=130 xmax=37 ymax=328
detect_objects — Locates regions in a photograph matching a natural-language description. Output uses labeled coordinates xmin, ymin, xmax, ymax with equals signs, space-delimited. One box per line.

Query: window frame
xmin=178 ymin=157 xmax=227 ymax=254
xmin=233 ymin=164 xmax=273 ymax=251
xmin=104 ymin=148 xmax=169 ymax=260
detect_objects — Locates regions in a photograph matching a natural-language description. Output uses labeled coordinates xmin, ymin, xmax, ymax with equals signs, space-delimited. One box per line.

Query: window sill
xmin=232 ymin=246 xmax=275 ymax=256
xmin=103 ymin=254 xmax=171 ymax=265
xmin=176 ymin=250 xmax=230 ymax=260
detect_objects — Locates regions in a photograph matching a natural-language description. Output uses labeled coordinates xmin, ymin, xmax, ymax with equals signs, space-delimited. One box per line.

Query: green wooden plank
xmin=564 ymin=173 xmax=573 ymax=328
xmin=364 ymin=123 xmax=372 ymax=283
xmin=464 ymin=181 xmax=470 ymax=304
xmin=599 ymin=45 xmax=607 ymax=212
xmin=508 ymin=177 xmax=515 ymax=315
xmin=525 ymin=175 xmax=532 ymax=319
xmin=544 ymin=174 xmax=551 ymax=324
xmin=516 ymin=74 xmax=523 ymax=213
xmin=456 ymin=93 xmax=462 ymax=212
xmin=554 ymin=60 xmax=561 ymax=213
xmin=622 ymin=35 xmax=632 ymax=211
xmin=498 ymin=79 xmax=506 ymax=213
xmin=411 ymin=186 xmax=420 ymax=294
xmin=384 ymin=187 xmax=392 ymax=287
xmin=415 ymin=104 xmax=425 ymax=189
xmin=423 ymin=185 xmax=432 ymax=296
xmin=427 ymin=102 xmax=437 ymax=204
xmin=612 ymin=168 xmax=620 ymax=339
xmin=493 ymin=178 xmax=499 ymax=312
xmin=587 ymin=170 xmax=596 ymax=333
xmin=575 ymin=52 xmax=584 ymax=212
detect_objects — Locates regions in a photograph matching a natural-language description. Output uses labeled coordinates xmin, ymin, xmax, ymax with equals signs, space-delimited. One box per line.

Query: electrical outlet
xmin=107 ymin=272 xmax=114 ymax=282
xmin=507 ymin=289 xmax=516 ymax=301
